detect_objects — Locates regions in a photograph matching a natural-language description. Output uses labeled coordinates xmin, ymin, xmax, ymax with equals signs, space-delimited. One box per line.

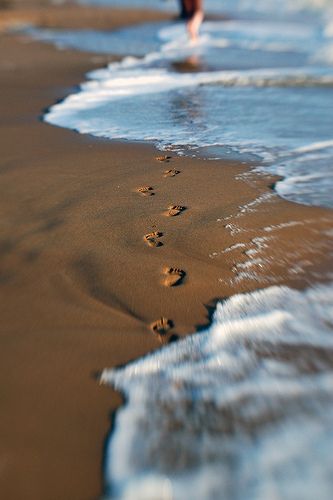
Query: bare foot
xmin=144 ymin=231 xmax=163 ymax=247
xmin=164 ymin=169 xmax=180 ymax=178
xmin=137 ymin=186 xmax=154 ymax=196
xmin=163 ymin=267 xmax=186 ymax=287
xmin=165 ymin=205 xmax=186 ymax=217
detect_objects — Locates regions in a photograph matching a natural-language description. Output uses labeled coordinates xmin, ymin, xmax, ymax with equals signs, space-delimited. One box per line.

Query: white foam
xmin=263 ymin=221 xmax=304 ymax=232
xmin=293 ymin=139 xmax=333 ymax=154
xmin=46 ymin=67 xmax=333 ymax=117
xmin=102 ymin=283 xmax=333 ymax=499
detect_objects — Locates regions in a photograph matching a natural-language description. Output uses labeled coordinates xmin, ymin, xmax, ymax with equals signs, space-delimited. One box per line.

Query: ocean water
xmin=101 ymin=283 xmax=333 ymax=500
xmin=33 ymin=1 xmax=333 ymax=498
xmin=40 ymin=0 xmax=333 ymax=208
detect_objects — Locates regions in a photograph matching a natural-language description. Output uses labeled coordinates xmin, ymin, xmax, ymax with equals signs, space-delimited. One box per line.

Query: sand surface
xmin=0 ymin=3 xmax=332 ymax=499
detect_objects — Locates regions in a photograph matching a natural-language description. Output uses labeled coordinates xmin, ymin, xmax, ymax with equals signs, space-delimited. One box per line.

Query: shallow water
xmin=39 ymin=0 xmax=333 ymax=207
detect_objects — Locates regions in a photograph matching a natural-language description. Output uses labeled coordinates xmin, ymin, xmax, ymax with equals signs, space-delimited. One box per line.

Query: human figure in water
xmin=179 ymin=0 xmax=204 ymax=40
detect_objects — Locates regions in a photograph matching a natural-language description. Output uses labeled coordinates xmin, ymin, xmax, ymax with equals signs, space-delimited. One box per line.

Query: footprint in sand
xmin=165 ymin=205 xmax=186 ymax=217
xmin=144 ymin=231 xmax=163 ymax=247
xmin=137 ymin=186 xmax=154 ymax=197
xmin=151 ymin=317 xmax=173 ymax=343
xmin=155 ymin=155 xmax=172 ymax=163
xmin=163 ymin=267 xmax=186 ymax=287
xmin=164 ymin=168 xmax=181 ymax=178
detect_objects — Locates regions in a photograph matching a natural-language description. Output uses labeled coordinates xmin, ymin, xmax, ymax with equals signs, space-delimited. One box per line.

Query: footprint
xmin=163 ymin=267 xmax=186 ymax=287
xmin=155 ymin=155 xmax=172 ymax=162
xmin=151 ymin=317 xmax=173 ymax=343
xmin=165 ymin=205 xmax=186 ymax=217
xmin=137 ymin=186 xmax=154 ymax=196
xmin=164 ymin=168 xmax=180 ymax=178
xmin=144 ymin=231 xmax=163 ymax=247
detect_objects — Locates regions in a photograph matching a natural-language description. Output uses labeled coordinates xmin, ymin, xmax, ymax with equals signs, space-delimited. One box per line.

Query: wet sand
xmin=0 ymin=3 xmax=332 ymax=500
xmin=0 ymin=1 xmax=170 ymax=31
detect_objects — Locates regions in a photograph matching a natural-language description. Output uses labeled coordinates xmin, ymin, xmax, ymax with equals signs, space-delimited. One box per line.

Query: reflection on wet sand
xmin=171 ymin=55 xmax=209 ymax=73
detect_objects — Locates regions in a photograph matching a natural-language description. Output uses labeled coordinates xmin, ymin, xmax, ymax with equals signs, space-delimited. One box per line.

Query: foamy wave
xmin=102 ymin=283 xmax=333 ymax=499
xmin=263 ymin=141 xmax=333 ymax=207
xmin=46 ymin=66 xmax=333 ymax=122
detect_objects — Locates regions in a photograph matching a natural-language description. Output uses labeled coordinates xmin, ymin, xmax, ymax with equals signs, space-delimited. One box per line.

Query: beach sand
xmin=1 ymin=2 xmax=332 ymax=499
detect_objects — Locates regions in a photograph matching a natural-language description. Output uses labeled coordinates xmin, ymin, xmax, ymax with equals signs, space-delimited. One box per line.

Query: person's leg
xmin=187 ymin=0 xmax=203 ymax=40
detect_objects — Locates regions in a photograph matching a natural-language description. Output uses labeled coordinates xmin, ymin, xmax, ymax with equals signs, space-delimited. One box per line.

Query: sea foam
xmin=101 ymin=283 xmax=333 ymax=500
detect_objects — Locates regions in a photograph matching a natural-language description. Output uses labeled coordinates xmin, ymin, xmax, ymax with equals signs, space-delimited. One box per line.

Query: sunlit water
xmin=30 ymin=1 xmax=333 ymax=498
xmin=34 ymin=0 xmax=333 ymax=207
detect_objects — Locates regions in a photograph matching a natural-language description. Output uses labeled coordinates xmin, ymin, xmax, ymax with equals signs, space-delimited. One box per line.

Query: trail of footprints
xmin=135 ymin=155 xmax=186 ymax=343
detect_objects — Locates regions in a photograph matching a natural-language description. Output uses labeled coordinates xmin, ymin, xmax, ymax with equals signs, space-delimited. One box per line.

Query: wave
xmin=39 ymin=8 xmax=333 ymax=209
xmin=101 ymin=282 xmax=333 ymax=499
xmin=19 ymin=0 xmax=332 ymax=212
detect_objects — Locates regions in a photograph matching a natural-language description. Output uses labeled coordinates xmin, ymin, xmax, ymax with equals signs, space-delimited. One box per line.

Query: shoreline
xmin=1 ymin=4 xmax=333 ymax=500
